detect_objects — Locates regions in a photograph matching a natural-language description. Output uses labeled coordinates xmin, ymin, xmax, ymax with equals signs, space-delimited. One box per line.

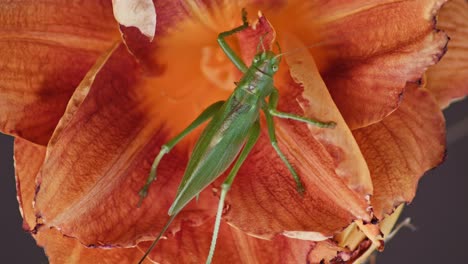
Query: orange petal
xmin=354 ymin=204 xmax=405 ymax=263
xmin=200 ymin=9 xmax=372 ymax=241
xmin=282 ymin=34 xmax=372 ymax=198
xmin=139 ymin=206 xmax=388 ymax=263
xmin=14 ymin=137 xmax=152 ymax=264
xmin=14 ymin=138 xmax=46 ymax=232
xmin=112 ymin=0 xmax=156 ymax=41
xmin=353 ymin=83 xmax=446 ymax=219
xmin=269 ymin=0 xmax=448 ymax=128
xmin=37 ymin=229 xmax=152 ymax=264
xmin=34 ymin=45 xmax=217 ymax=247
xmin=426 ymin=0 xmax=468 ymax=108
xmin=140 ymin=218 xmax=327 ymax=264
xmin=139 ymin=219 xmax=240 ymax=264
xmin=224 ymin=122 xmax=370 ymax=238
xmin=0 ymin=1 xmax=119 ymax=145
xmin=309 ymin=239 xmax=372 ymax=264
xmin=310 ymin=205 xmax=405 ymax=263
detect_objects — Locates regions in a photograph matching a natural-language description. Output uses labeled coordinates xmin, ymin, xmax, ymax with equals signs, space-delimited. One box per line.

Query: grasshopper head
xmin=251 ymin=51 xmax=280 ymax=77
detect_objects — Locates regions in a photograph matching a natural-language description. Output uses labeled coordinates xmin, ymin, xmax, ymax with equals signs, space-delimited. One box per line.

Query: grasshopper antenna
xmin=274 ymin=41 xmax=282 ymax=62
xmin=273 ymin=40 xmax=336 ymax=60
xmin=256 ymin=32 xmax=270 ymax=53
xmin=138 ymin=214 xmax=178 ymax=264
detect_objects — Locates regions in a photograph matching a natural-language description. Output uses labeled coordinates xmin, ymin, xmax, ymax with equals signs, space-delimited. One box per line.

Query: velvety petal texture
xmin=0 ymin=1 xmax=119 ymax=145
xmin=353 ymin=83 xmax=446 ymax=219
xmin=426 ymin=0 xmax=468 ymax=107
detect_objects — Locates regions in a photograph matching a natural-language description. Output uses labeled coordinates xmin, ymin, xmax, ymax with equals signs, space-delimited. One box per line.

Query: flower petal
xmin=206 ymin=10 xmax=372 ymax=240
xmin=34 ymin=45 xmax=217 ymax=247
xmin=310 ymin=205 xmax=405 ymax=264
xmin=426 ymin=0 xmax=468 ymax=108
xmin=354 ymin=205 xmax=405 ymax=263
xmin=112 ymin=0 xmax=156 ymax=41
xmin=283 ymin=34 xmax=372 ymax=198
xmin=14 ymin=138 xmax=46 ymax=232
xmin=36 ymin=229 xmax=152 ymax=264
xmin=353 ymin=83 xmax=446 ymax=219
xmin=138 ymin=219 xmax=240 ymax=264
xmin=268 ymin=0 xmax=448 ymax=128
xmin=0 ymin=1 xmax=119 ymax=145
xmin=223 ymin=91 xmax=371 ymax=239
xmin=140 ymin=218 xmax=325 ymax=264
xmin=14 ymin=138 xmax=152 ymax=263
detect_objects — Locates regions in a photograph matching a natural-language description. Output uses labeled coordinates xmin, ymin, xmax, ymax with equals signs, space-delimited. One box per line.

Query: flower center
xmin=200 ymin=45 xmax=238 ymax=91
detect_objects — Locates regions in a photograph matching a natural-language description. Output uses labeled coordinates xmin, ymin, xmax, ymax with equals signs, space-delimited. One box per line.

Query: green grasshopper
xmin=137 ymin=9 xmax=335 ymax=264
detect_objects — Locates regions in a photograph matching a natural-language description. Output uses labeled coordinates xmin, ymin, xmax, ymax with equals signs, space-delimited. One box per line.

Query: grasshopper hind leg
xmin=137 ymin=214 xmax=178 ymax=264
xmin=206 ymin=120 xmax=261 ymax=264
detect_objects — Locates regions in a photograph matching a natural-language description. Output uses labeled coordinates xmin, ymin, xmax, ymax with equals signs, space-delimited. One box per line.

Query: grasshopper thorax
xmin=238 ymin=51 xmax=279 ymax=98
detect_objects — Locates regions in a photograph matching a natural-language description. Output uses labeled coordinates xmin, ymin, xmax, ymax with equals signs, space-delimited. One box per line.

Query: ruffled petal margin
xmin=353 ymin=83 xmax=446 ymax=219
xmin=309 ymin=205 xmax=405 ymax=264
xmin=282 ymin=34 xmax=372 ymax=199
xmin=14 ymin=138 xmax=152 ymax=263
xmin=271 ymin=0 xmax=449 ymax=128
xmin=426 ymin=0 xmax=468 ymax=108
xmin=14 ymin=138 xmax=46 ymax=232
xmin=36 ymin=229 xmax=152 ymax=264
xmin=140 ymin=218 xmax=325 ymax=264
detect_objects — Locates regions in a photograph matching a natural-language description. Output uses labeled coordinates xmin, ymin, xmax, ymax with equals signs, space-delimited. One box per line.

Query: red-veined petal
xmin=265 ymin=0 xmax=449 ymax=128
xmin=353 ymin=83 xmax=446 ymax=219
xmin=426 ymin=0 xmax=468 ymax=108
xmin=33 ymin=44 xmax=217 ymax=247
xmin=0 ymin=1 xmax=119 ymax=145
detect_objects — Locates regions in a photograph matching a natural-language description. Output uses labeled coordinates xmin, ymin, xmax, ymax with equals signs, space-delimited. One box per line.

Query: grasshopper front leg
xmin=263 ymin=105 xmax=305 ymax=194
xmin=217 ymin=8 xmax=249 ymax=73
xmin=138 ymin=100 xmax=225 ymax=206
xmin=262 ymin=88 xmax=336 ymax=194
xmin=268 ymin=88 xmax=336 ymax=128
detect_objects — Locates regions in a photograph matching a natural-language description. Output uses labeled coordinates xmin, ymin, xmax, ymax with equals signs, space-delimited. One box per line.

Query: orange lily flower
xmin=2 ymin=0 xmax=467 ymax=263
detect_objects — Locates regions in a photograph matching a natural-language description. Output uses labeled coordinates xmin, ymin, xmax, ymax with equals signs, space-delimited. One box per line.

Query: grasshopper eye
xmin=253 ymin=56 xmax=260 ymax=63
xmin=272 ymin=65 xmax=279 ymax=72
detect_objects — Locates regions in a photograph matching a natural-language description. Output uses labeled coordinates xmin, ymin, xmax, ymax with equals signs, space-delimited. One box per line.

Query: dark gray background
xmin=1 ymin=98 xmax=467 ymax=263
